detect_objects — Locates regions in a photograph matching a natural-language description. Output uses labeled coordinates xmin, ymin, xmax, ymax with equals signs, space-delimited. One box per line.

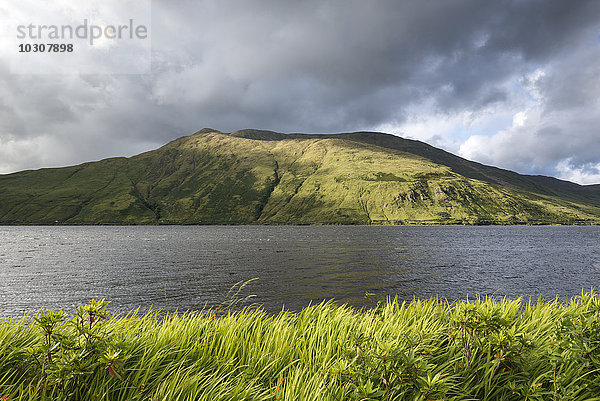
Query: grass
xmin=2 ymin=292 xmax=600 ymax=400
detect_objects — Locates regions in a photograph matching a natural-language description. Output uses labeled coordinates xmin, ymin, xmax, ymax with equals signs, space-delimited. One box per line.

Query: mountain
xmin=1 ymin=129 xmax=599 ymax=225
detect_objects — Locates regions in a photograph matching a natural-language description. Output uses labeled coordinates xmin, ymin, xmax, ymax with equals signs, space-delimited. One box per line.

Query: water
xmin=1 ymin=225 xmax=599 ymax=317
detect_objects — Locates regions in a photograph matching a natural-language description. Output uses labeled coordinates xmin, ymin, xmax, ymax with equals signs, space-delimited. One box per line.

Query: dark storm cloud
xmin=1 ymin=0 xmax=599 ymax=183
xmin=146 ymin=0 xmax=599 ymax=129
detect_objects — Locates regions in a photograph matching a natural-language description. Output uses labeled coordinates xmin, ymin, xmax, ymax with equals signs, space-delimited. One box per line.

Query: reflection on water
xmin=0 ymin=225 xmax=599 ymax=316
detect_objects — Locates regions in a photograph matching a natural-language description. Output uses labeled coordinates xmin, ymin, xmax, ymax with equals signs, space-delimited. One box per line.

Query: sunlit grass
xmin=2 ymin=291 xmax=600 ymax=400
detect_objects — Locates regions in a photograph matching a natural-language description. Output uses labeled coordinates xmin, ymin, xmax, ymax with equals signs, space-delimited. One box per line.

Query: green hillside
xmin=1 ymin=129 xmax=599 ymax=225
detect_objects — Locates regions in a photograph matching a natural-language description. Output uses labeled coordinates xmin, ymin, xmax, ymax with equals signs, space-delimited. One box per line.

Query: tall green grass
xmin=2 ymin=292 xmax=600 ymax=400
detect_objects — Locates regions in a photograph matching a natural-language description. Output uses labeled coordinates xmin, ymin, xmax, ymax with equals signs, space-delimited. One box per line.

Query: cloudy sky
xmin=1 ymin=0 xmax=599 ymax=184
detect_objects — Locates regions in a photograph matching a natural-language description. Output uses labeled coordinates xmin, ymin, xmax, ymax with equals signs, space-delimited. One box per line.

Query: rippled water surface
xmin=1 ymin=225 xmax=599 ymax=316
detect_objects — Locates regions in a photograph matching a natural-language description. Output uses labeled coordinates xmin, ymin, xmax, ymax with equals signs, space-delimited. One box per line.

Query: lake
xmin=1 ymin=225 xmax=599 ymax=317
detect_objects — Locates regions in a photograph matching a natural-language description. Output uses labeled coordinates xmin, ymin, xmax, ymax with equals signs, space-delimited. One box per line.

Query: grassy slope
xmin=0 ymin=130 xmax=599 ymax=224
xmin=330 ymin=131 xmax=600 ymax=205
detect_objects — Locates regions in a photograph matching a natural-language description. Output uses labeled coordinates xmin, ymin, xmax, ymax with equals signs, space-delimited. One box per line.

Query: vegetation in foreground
xmin=2 ymin=292 xmax=600 ymax=400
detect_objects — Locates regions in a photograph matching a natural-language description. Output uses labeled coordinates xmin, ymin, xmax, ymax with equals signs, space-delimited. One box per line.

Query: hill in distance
xmin=1 ymin=129 xmax=599 ymax=225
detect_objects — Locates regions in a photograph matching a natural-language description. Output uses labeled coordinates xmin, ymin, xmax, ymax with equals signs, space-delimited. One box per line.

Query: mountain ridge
xmin=234 ymin=129 xmax=600 ymax=206
xmin=0 ymin=129 xmax=599 ymax=225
